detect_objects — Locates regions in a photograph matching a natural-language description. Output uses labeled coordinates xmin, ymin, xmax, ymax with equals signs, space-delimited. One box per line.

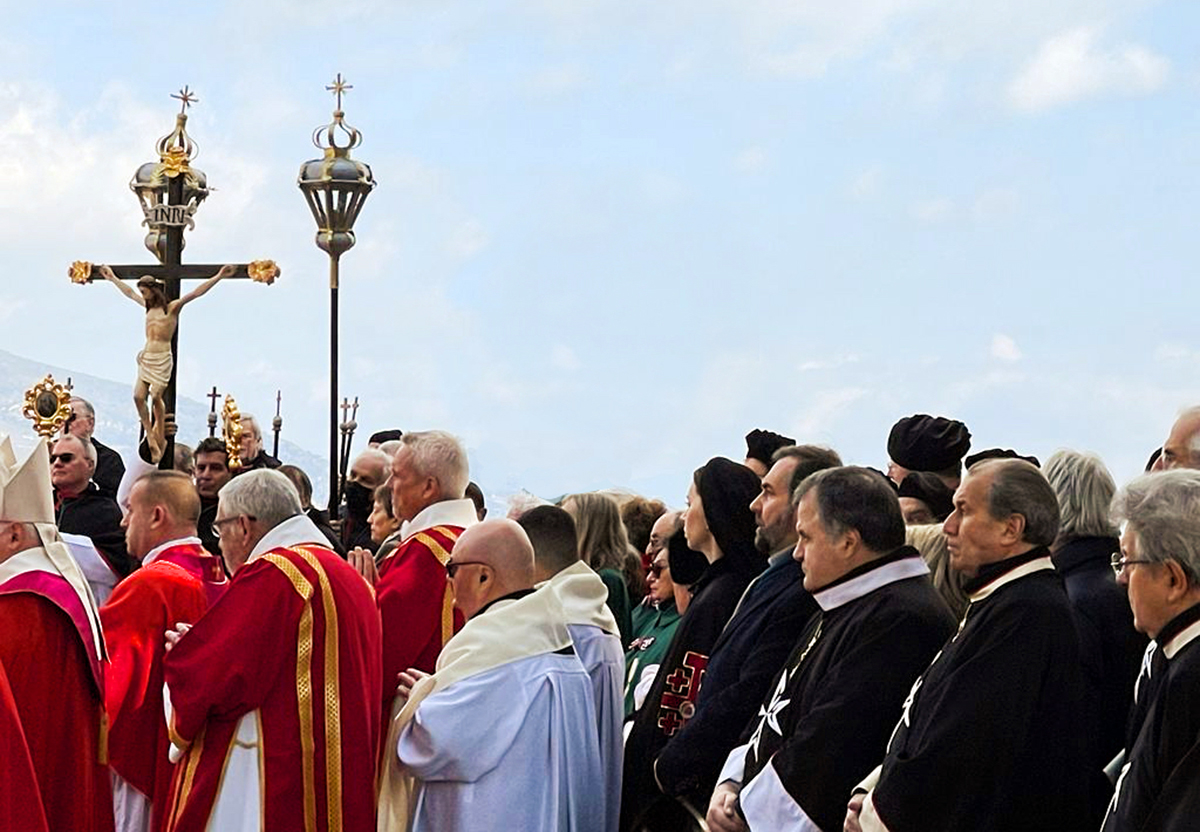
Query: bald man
xmin=101 ymin=471 xmax=228 ymax=832
xmin=379 ymin=520 xmax=606 ymax=832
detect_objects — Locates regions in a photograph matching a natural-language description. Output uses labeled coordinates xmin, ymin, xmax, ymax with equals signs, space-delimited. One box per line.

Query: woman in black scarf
xmin=621 ymin=457 xmax=765 ymax=831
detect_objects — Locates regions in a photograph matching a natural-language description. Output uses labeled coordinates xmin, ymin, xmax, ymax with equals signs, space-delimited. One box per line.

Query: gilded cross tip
xmin=326 ymin=73 xmax=353 ymax=111
xmin=172 ymin=86 xmax=199 ymax=113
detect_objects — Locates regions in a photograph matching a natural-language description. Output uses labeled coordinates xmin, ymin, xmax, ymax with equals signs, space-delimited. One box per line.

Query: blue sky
xmin=1 ymin=0 xmax=1197 ymax=507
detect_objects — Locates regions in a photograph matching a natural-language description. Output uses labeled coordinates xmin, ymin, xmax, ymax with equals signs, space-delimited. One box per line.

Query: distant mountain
xmin=0 ymin=348 xmax=330 ymax=503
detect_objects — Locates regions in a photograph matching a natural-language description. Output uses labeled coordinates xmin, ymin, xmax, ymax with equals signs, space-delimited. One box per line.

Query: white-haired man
xmin=235 ymin=413 xmax=281 ymax=471
xmin=66 ymin=396 xmax=126 ymax=499
xmin=1102 ymin=470 xmax=1200 ymax=831
xmin=349 ymin=429 xmax=478 ymax=751
xmin=0 ymin=437 xmax=110 ymax=831
xmin=1160 ymin=407 xmax=1200 ymax=471
xmin=162 ymin=470 xmax=381 ymax=831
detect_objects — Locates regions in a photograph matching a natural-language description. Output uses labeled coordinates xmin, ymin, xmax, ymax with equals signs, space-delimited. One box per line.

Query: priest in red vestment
xmin=101 ymin=470 xmax=229 ymax=832
xmin=347 ymin=431 xmax=477 ymax=745
xmin=162 ymin=469 xmax=382 ymax=832
xmin=0 ymin=435 xmax=112 ymax=832
xmin=0 ymin=659 xmax=48 ymax=832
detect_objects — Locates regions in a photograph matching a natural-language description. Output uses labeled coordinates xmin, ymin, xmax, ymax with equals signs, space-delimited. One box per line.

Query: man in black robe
xmin=1102 ymin=469 xmax=1200 ymax=832
xmin=706 ymin=466 xmax=954 ymax=831
xmin=847 ymin=458 xmax=1091 ymax=832
xmin=192 ymin=437 xmax=232 ymax=558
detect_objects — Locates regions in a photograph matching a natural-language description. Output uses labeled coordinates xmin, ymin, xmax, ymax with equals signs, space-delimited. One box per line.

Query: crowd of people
xmin=0 ymin=395 xmax=1198 ymax=831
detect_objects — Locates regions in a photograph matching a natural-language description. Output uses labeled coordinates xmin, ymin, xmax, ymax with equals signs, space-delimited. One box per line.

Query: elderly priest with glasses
xmin=161 ymin=469 xmax=382 ymax=832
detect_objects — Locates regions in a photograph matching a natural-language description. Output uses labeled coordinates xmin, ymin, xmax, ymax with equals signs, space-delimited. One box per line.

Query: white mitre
xmin=0 ymin=435 xmax=105 ymax=658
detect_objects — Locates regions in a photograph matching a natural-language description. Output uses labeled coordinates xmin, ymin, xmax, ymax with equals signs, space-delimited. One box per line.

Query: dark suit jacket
xmin=654 ymin=548 xmax=819 ymax=799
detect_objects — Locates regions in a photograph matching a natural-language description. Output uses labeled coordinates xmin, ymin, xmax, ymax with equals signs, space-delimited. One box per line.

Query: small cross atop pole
xmin=206 ymin=385 xmax=221 ymax=437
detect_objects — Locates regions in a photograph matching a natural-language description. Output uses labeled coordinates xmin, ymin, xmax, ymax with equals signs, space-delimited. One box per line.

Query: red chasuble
xmin=375 ymin=524 xmax=465 ymax=742
xmin=0 ymin=660 xmax=48 ymax=832
xmin=101 ymin=541 xmax=229 ymax=831
xmin=0 ymin=584 xmax=113 ymax=832
xmin=162 ymin=544 xmax=382 ymax=832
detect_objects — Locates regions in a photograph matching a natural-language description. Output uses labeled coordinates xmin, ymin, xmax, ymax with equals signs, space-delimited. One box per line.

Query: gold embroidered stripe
xmin=431 ymin=525 xmax=461 ymax=543
xmin=290 ymin=546 xmax=344 ymax=832
xmin=416 ymin=532 xmax=452 ymax=565
xmin=441 ymin=582 xmax=455 ymax=646
xmin=263 ymin=554 xmax=318 ymax=832
xmin=166 ymin=729 xmax=205 ymax=832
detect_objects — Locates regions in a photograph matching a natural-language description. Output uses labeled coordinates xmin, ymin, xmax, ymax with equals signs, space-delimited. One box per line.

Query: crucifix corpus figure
xmin=97 ymin=262 xmax=236 ymax=462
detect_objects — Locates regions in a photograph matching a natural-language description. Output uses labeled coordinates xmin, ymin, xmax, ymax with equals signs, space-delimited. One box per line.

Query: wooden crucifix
xmin=67 ymin=87 xmax=279 ymax=467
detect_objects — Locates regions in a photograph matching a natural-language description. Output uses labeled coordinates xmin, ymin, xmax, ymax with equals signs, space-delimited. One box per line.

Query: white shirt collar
xmin=814 ymin=555 xmax=930 ymax=612
xmin=247 ymin=515 xmax=327 ymax=563
xmin=967 ymin=555 xmax=1055 ymax=604
xmin=398 ymin=498 xmax=478 ymax=541
xmin=144 ymin=536 xmax=204 ymax=566
xmin=1164 ymin=619 xmax=1200 ymax=660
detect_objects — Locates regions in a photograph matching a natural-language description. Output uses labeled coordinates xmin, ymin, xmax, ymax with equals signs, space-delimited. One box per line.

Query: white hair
xmin=378 ymin=439 xmax=403 ymax=457
xmin=239 ymin=414 xmax=262 ymax=441
xmin=1043 ymin=450 xmax=1118 ymax=542
xmin=401 ymin=430 xmax=469 ymax=500
xmin=218 ymin=469 xmax=302 ymax=531
xmin=59 ymin=434 xmax=96 ymax=467
xmin=1112 ymin=469 xmax=1200 ymax=586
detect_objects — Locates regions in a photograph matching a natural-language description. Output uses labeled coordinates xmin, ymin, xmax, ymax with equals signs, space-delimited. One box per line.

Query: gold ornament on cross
xmin=248 ymin=260 xmax=281 ymax=285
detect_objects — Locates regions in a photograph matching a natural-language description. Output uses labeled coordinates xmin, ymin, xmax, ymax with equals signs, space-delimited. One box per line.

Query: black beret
xmin=887 ymin=415 xmax=971 ymax=473
xmin=964 ymin=448 xmax=1040 ymax=469
xmin=897 ymin=472 xmax=956 ymax=522
xmin=745 ymin=429 xmax=796 ymax=465
xmin=368 ymin=429 xmax=404 ymax=445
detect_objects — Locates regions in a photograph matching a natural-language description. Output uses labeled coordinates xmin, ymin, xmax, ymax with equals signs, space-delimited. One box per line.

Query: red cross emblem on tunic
xmin=657 ymin=651 xmax=709 ymax=736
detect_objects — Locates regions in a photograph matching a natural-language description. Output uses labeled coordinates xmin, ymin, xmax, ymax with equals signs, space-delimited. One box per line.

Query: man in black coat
xmin=653 ymin=445 xmax=840 ymax=807
xmin=1102 ymin=470 xmax=1200 ymax=832
xmin=847 ymin=458 xmax=1091 ymax=832
xmin=66 ymin=396 xmax=125 ymax=501
xmin=51 ymin=433 xmax=135 ymax=577
xmin=707 ymin=466 xmax=954 ymax=831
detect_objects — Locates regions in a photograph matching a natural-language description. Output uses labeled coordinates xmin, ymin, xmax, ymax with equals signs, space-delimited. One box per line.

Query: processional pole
xmin=298 ymin=74 xmax=376 ymax=512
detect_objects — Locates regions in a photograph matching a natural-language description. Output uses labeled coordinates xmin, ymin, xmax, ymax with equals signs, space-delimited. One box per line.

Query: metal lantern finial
xmin=130 ymin=87 xmax=209 ymax=261
xmin=298 ymin=74 xmax=376 ymax=262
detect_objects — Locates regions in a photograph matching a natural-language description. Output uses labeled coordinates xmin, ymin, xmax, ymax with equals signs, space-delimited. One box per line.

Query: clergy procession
xmin=3 ymin=396 xmax=1200 ymax=832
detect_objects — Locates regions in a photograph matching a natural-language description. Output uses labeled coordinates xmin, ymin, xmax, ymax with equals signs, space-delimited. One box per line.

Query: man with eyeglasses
xmin=1102 ymin=470 xmax=1200 ymax=831
xmin=378 ymin=519 xmax=605 ymax=832
xmin=161 ymin=469 xmax=381 ymax=832
xmin=52 ymin=433 xmax=135 ymax=578
xmin=846 ymin=458 xmax=1091 ymax=832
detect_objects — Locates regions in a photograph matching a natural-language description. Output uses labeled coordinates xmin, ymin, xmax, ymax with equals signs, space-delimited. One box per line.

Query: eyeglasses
xmin=1111 ymin=553 xmax=1156 ymax=577
xmin=445 ymin=560 xmax=488 ymax=578
xmin=648 ymin=564 xmax=666 ymax=577
xmin=49 ymin=453 xmax=76 ymax=464
xmin=212 ymin=515 xmax=256 ymax=539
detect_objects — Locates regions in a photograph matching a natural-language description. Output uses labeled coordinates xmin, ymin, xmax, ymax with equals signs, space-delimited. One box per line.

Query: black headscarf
xmin=745 ymin=429 xmax=796 ymax=467
xmin=695 ymin=457 xmax=765 ymax=578
xmin=898 ymin=472 xmax=956 ymax=522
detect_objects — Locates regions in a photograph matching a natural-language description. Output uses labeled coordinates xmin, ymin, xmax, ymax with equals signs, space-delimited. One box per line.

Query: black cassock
xmin=1102 ymin=603 xmax=1200 ymax=832
xmin=725 ymin=548 xmax=955 ymax=831
xmin=865 ymin=548 xmax=1093 ymax=832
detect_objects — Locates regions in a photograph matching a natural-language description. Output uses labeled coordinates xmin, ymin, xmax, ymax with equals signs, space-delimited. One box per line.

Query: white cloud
xmin=798 ymin=353 xmax=861 ymax=372
xmin=793 ymin=387 xmax=869 ymax=438
xmin=850 ymin=165 xmax=882 ymax=199
xmin=910 ymin=196 xmax=953 ymax=222
xmin=972 ymin=188 xmax=1019 ymax=221
xmin=1154 ymin=343 xmax=1198 ymax=362
xmin=551 ymin=344 xmax=581 ymax=371
xmin=990 ymin=334 xmax=1023 ymax=362
xmin=1008 ymin=25 xmax=1168 ymax=112
xmin=733 ymin=146 xmax=768 ymax=174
